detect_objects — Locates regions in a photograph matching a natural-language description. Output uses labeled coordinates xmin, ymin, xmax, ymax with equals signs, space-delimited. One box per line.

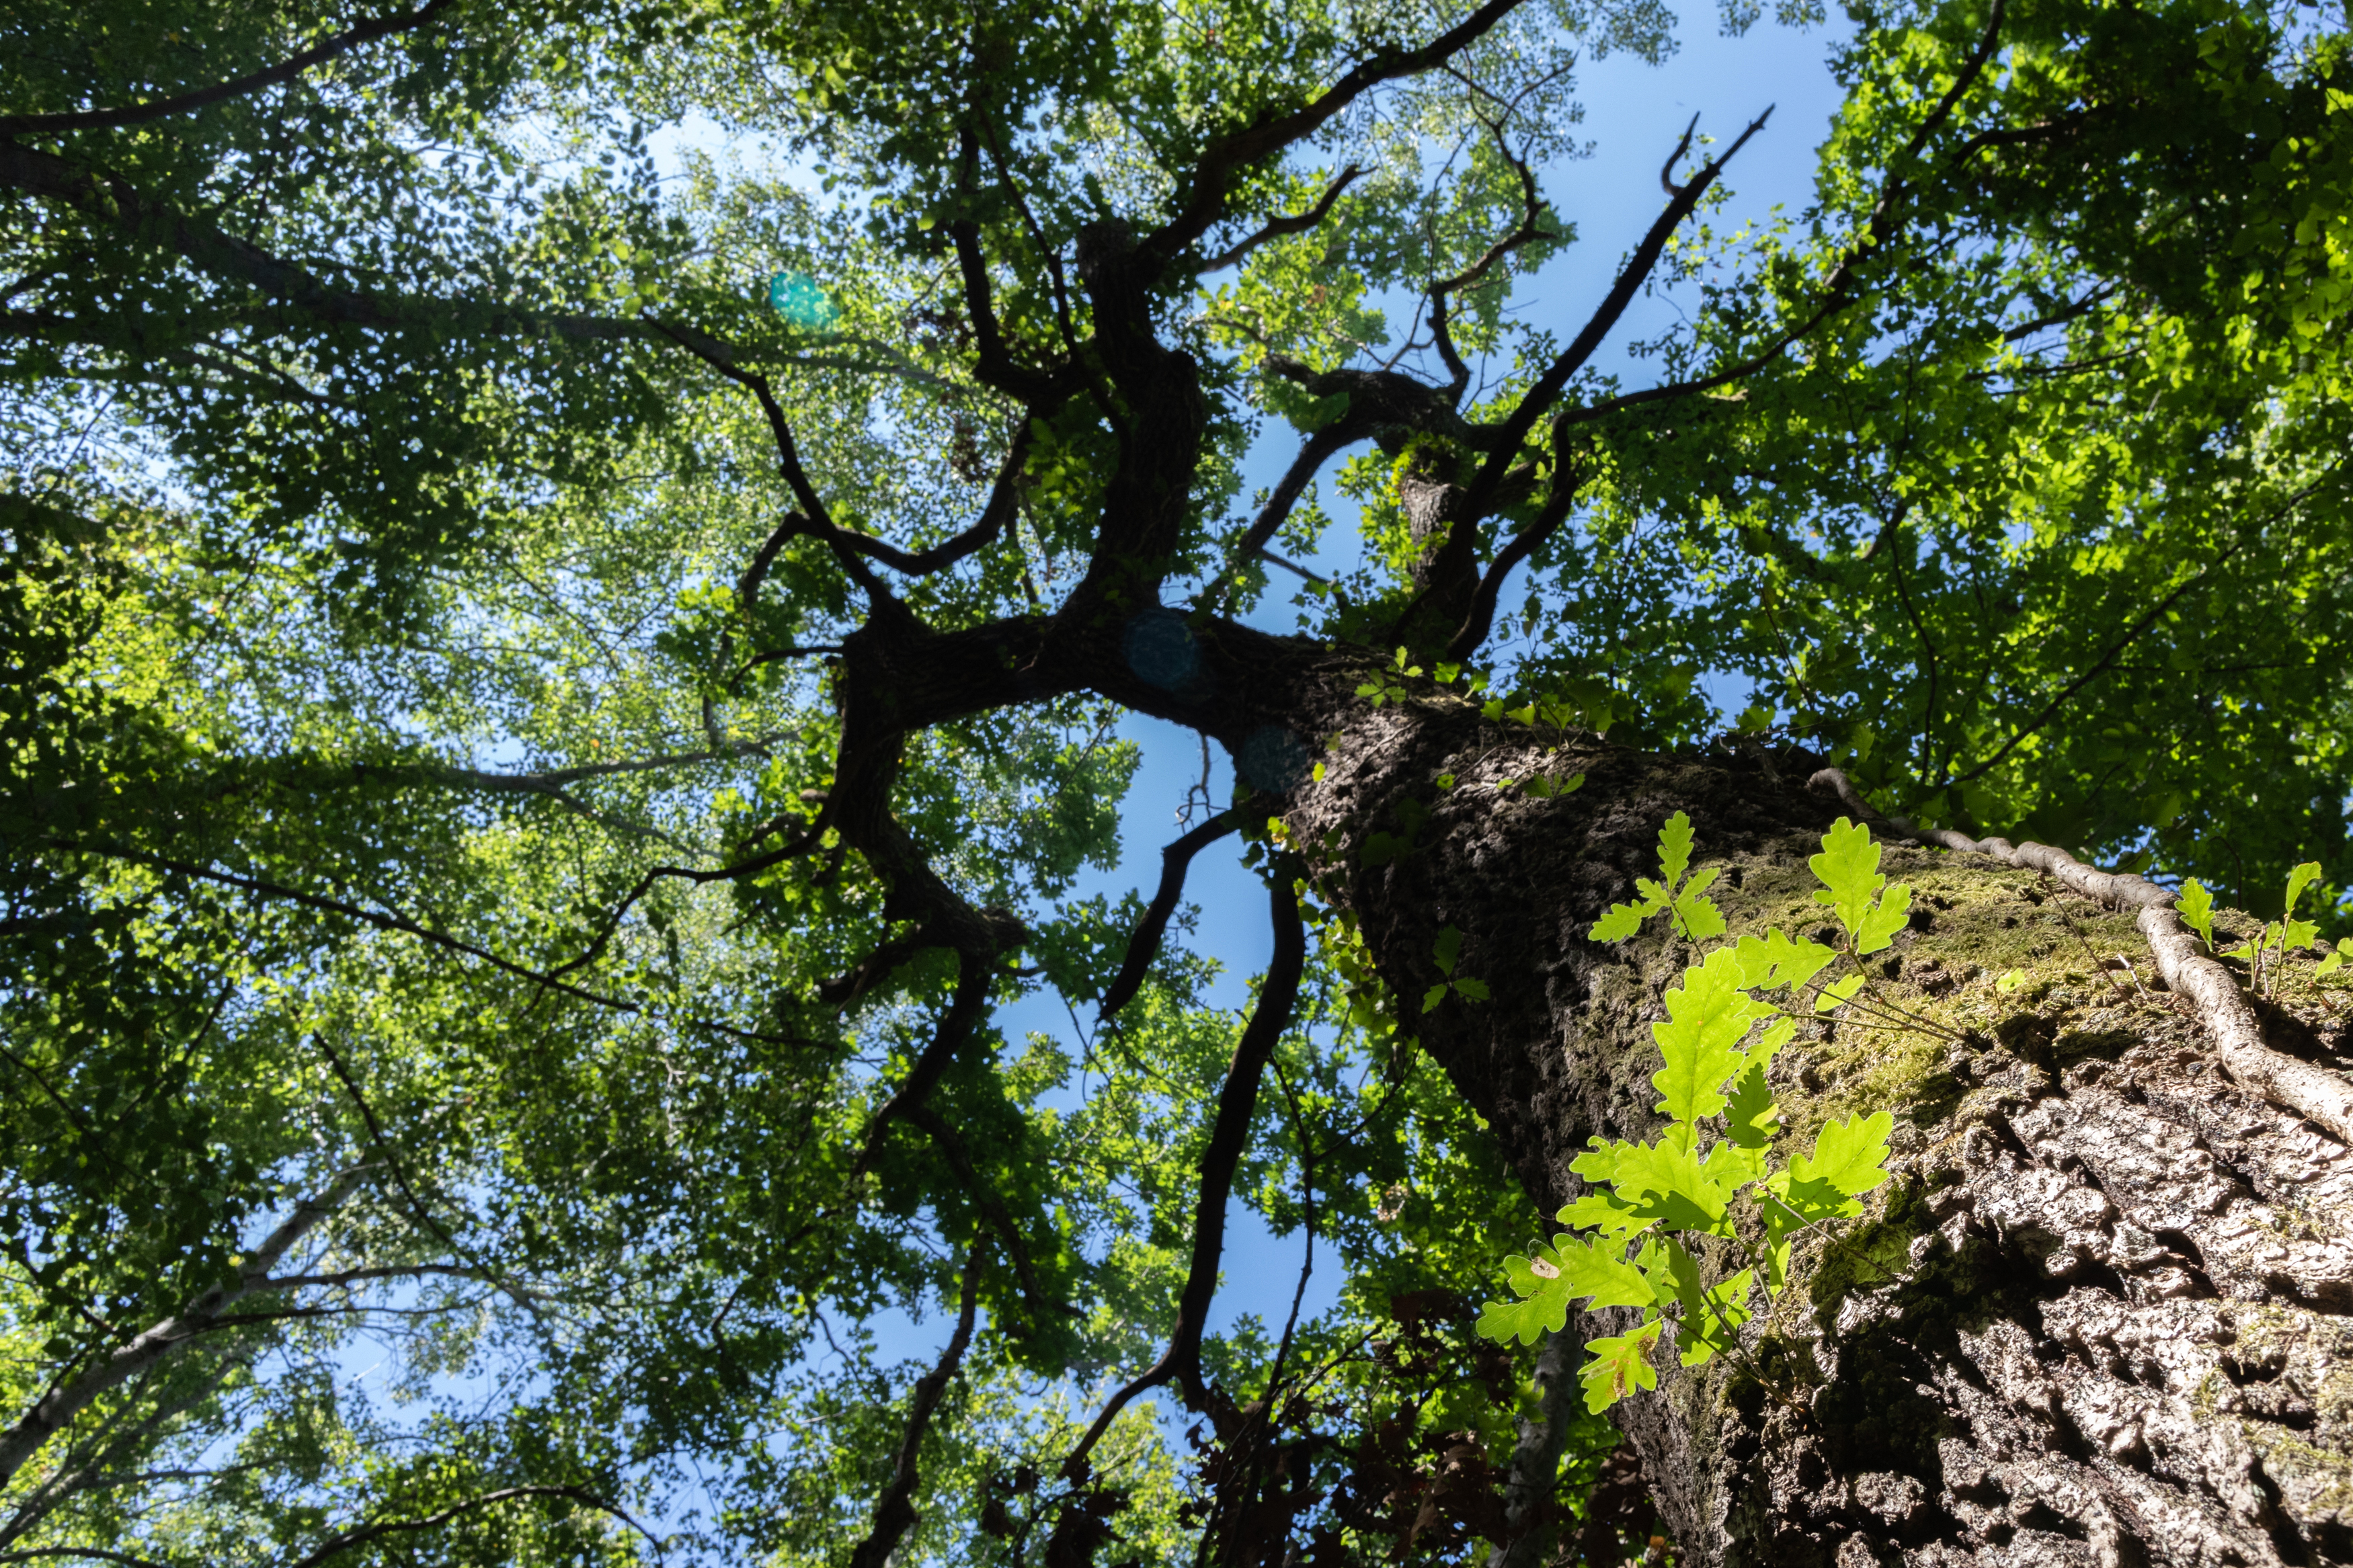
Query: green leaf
xmin=1852 ymin=879 xmax=1913 ymax=955
xmin=1994 ymin=968 xmax=2026 ymax=993
xmin=1592 ymin=874 xmax=1669 ymax=941
xmin=1476 ymin=1251 xmax=1571 ymax=1346
xmin=1809 ymin=817 xmax=1882 ymax=921
xmin=1733 ymin=928 xmax=1837 ymax=993
xmin=1584 ymin=1135 xmax=1733 ymax=1234
xmin=1453 ymin=976 xmax=1490 ymax=1002
xmin=1657 ymin=811 xmax=1696 ymax=891
xmin=1577 ymin=1319 xmax=1664 ymax=1412
xmin=1552 ymin=1232 xmax=1661 ymax=1311
xmin=2319 ymin=946 xmax=2346 ymax=979
xmin=2286 ymin=860 xmax=2323 ymax=917
xmin=1814 ymin=973 xmax=1865 ymax=1013
xmin=2178 ymin=880 xmax=2217 ymax=948
xmin=1723 ymin=1061 xmax=1780 ymax=1150
xmin=1671 ymin=865 xmax=1727 ymax=941
xmin=1650 ymin=948 xmax=1775 ymax=1125
xmin=1476 ymin=1231 xmax=1655 ymax=1346
xmin=1433 ymin=925 xmax=1463 ymax=977
xmin=1773 ymin=1110 xmax=1896 ymax=1221
xmin=1556 ymin=1188 xmax=1651 ymax=1238
xmin=1422 ymin=984 xmax=1451 ymax=1014
xmin=1702 ymin=1138 xmax=1766 ymax=1190
xmin=1654 ymin=1239 xmax=1754 ymax=1366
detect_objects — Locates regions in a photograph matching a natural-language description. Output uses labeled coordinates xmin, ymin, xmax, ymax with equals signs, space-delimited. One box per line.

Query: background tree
xmin=3 ymin=0 xmax=2352 ymax=1563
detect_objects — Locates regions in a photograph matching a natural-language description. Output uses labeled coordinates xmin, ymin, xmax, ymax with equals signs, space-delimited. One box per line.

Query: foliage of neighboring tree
xmin=1 ymin=0 xmax=2349 ymax=1561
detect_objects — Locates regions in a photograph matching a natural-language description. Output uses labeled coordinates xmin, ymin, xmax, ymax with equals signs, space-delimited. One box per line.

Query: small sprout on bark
xmin=1482 ymin=815 xmax=1898 ymax=1410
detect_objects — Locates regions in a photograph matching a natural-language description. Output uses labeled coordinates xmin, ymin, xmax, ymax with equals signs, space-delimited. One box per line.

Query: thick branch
xmin=847 ymin=1247 xmax=985 ymax=1568
xmin=0 ymin=0 xmax=456 ymax=136
xmin=1487 ymin=1328 xmax=1581 ymax=1568
xmin=1441 ymin=448 xmax=1586 ymax=661
xmin=0 ymin=1167 xmax=375 ymax=1489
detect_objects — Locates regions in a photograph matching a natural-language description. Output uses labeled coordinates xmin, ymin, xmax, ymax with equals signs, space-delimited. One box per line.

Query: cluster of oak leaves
xmin=1472 ymin=815 xmax=1906 ymax=1411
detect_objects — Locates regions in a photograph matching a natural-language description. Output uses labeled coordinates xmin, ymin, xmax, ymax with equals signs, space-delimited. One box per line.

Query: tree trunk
xmin=1286 ymin=703 xmax=2353 ymax=1568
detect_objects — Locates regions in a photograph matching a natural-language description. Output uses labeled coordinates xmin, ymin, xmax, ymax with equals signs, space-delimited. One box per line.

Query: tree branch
xmin=0 ymin=1167 xmax=376 ymax=1489
xmin=847 ymin=1247 xmax=985 ymax=1568
xmin=1441 ymin=446 xmax=1587 ymax=661
xmin=901 ymin=1104 xmax=1075 ymax=1329
xmin=1548 ymin=0 xmax=2009 ymax=436
xmin=284 ymin=1485 xmax=660 ymax=1568
xmin=0 ymin=143 xmax=662 ymax=346
xmin=1097 ymin=807 xmax=1244 ymax=1019
xmin=1140 ymin=0 xmax=1540 ymax=268
xmin=0 ymin=0 xmax=458 ymax=136
xmin=1463 ymin=108 xmax=1773 ymax=514
xmin=1199 ymin=165 xmax=1369 ymax=273
xmin=1946 ymin=479 xmax=2344 ymax=786
xmin=1064 ymin=862 xmax=1307 ymax=1469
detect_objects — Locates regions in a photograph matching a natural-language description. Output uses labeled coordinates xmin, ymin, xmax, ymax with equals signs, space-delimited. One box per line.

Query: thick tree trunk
xmin=1285 ymin=704 xmax=2353 ymax=1568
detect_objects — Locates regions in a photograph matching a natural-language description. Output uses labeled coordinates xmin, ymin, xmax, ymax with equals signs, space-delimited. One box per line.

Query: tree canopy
xmin=3 ymin=0 xmax=2350 ymax=1561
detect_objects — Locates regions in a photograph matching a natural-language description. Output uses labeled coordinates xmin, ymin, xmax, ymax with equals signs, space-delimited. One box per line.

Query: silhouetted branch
xmin=1099 ymin=807 xmax=1244 ymax=1018
xmin=1442 ymin=448 xmax=1587 ymax=660
xmin=848 ymin=1248 xmax=985 ymax=1568
xmin=1064 ymin=863 xmax=1306 ymax=1470
xmin=1142 ymin=0 xmax=1540 ymax=267
xmin=1199 ymin=165 xmax=1369 ymax=272
xmin=284 ymin=1485 xmax=660 ymax=1568
xmin=0 ymin=0 xmax=457 ymax=135
xmin=1464 ymin=107 xmax=1773 ymax=514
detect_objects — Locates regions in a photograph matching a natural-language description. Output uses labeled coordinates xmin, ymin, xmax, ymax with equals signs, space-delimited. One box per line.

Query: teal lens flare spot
xmin=767 ymin=271 xmax=839 ymax=329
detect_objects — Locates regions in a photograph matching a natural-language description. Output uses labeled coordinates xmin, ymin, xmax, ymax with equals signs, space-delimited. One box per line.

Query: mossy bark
xmin=1286 ymin=706 xmax=2353 ymax=1568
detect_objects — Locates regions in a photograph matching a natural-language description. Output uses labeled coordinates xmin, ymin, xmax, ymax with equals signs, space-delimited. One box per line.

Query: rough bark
xmin=1284 ymin=708 xmax=2353 ymax=1568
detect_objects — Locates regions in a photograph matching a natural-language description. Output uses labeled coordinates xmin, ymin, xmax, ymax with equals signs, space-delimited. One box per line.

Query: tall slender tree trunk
xmin=1286 ymin=700 xmax=2353 ymax=1567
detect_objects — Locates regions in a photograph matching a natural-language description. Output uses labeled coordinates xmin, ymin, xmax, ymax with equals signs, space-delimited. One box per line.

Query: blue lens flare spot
xmin=768 ymin=271 xmax=839 ymax=329
xmin=1237 ymin=726 xmax=1311 ymax=795
xmin=1123 ymin=609 xmax=1206 ymax=696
